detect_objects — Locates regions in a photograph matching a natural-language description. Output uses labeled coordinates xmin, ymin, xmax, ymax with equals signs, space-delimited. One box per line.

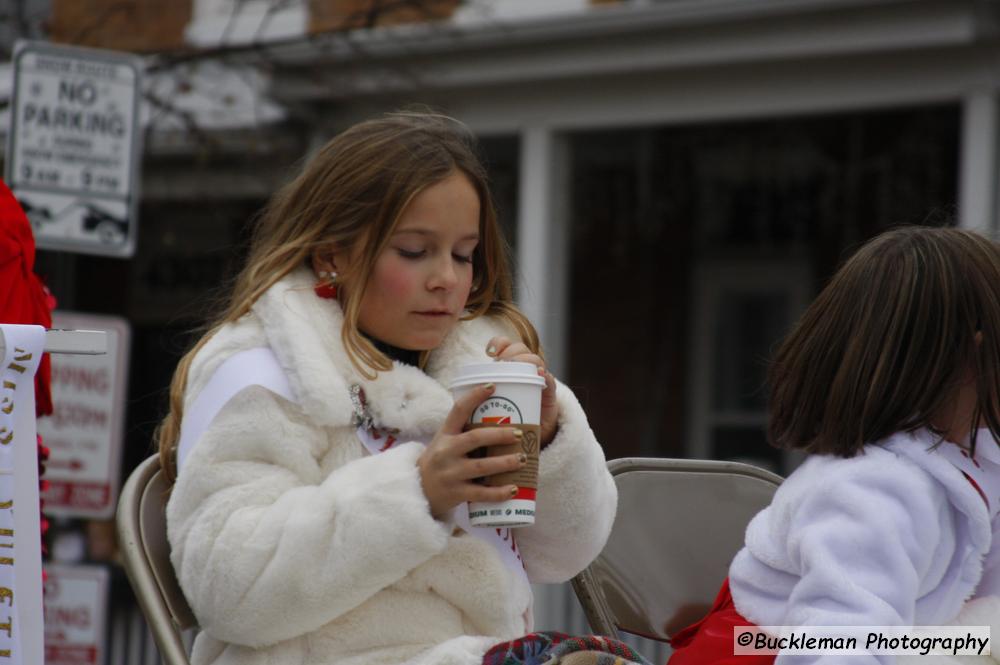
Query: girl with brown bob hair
xmin=156 ymin=111 xmax=626 ymax=665
xmin=670 ymin=227 xmax=1000 ymax=665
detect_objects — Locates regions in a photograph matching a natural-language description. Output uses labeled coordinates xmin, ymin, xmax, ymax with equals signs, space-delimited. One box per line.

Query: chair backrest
xmin=571 ymin=457 xmax=782 ymax=642
xmin=116 ymin=454 xmax=197 ymax=665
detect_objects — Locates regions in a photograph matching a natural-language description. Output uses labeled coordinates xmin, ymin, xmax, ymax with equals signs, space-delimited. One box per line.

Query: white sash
xmin=177 ymin=348 xmax=295 ymax=472
xmin=177 ymin=347 xmax=528 ymax=587
xmin=0 ymin=324 xmax=47 ymax=665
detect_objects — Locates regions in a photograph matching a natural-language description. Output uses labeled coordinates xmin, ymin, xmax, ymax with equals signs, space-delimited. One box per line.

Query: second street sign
xmin=5 ymin=40 xmax=143 ymax=257
xmin=38 ymin=312 xmax=131 ymax=519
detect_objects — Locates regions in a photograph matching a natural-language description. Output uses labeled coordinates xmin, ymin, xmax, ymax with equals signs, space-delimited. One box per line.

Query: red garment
xmin=668 ymin=578 xmax=775 ymax=665
xmin=0 ymin=179 xmax=53 ymax=416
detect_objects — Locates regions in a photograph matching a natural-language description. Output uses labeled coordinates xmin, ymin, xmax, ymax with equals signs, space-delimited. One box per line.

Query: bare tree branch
xmin=142 ymin=88 xmax=221 ymax=151
xmin=220 ymin=0 xmax=250 ymax=46
xmin=145 ymin=0 xmax=468 ymax=73
xmin=1 ymin=1 xmax=476 ymax=155
xmin=253 ymin=0 xmax=296 ymax=46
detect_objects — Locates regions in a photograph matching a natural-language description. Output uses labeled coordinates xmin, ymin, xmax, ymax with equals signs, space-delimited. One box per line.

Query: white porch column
xmin=517 ymin=125 xmax=582 ymax=634
xmin=958 ymin=90 xmax=1000 ymax=235
xmin=515 ymin=125 xmax=570 ymax=377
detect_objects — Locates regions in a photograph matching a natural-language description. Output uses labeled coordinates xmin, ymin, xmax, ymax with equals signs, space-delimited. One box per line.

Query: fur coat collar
xmin=187 ymin=266 xmax=514 ymax=438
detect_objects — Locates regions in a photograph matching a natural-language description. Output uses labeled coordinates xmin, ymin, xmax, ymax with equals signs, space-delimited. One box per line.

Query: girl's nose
xmin=428 ymin=254 xmax=458 ymax=290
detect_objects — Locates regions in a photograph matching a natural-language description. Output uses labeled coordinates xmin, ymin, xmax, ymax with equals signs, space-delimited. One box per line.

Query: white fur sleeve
xmin=973 ymin=519 xmax=1000 ymax=597
xmin=769 ymin=465 xmax=948 ymax=665
xmin=515 ymin=379 xmax=617 ymax=583
xmin=165 ymin=386 xmax=451 ymax=648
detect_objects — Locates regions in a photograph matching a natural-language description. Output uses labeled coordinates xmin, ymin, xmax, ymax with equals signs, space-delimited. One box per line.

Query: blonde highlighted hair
xmin=155 ymin=111 xmax=539 ymax=481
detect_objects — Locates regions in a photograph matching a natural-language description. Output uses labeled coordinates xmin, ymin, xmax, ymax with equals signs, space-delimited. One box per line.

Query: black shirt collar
xmin=363 ymin=333 xmax=421 ymax=368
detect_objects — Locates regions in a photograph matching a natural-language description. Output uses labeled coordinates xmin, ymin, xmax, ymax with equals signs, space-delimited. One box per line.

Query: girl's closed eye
xmin=396 ymin=246 xmax=474 ymax=263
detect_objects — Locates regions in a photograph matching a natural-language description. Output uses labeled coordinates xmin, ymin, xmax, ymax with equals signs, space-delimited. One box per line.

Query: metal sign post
xmin=5 ymin=40 xmax=143 ymax=258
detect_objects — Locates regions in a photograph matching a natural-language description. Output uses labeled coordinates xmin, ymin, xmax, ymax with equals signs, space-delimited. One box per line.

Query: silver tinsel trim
xmin=349 ymin=384 xmax=375 ymax=432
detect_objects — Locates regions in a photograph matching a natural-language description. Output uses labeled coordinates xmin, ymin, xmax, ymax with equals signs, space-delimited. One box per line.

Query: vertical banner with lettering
xmin=0 ymin=324 xmax=46 ymax=665
xmin=5 ymin=40 xmax=142 ymax=258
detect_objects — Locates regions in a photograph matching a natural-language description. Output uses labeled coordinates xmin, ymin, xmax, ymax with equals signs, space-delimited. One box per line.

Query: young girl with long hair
xmin=156 ymin=112 xmax=630 ymax=665
xmin=669 ymin=226 xmax=1000 ymax=665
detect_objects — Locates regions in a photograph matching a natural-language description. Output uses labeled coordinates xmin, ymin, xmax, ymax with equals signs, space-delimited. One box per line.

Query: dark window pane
xmin=478 ymin=136 xmax=520 ymax=257
xmin=711 ymin=291 xmax=788 ymax=412
xmin=711 ymin=426 xmax=780 ymax=469
xmin=566 ymin=105 xmax=959 ymax=461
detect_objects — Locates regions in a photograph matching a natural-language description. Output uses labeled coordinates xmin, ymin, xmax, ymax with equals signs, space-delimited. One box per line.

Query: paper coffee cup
xmin=450 ymin=361 xmax=545 ymax=528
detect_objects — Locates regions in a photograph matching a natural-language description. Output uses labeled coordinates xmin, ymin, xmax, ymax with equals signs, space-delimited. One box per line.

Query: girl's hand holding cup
xmin=418 ymin=383 xmax=526 ymax=521
xmin=449 ymin=354 xmax=547 ymax=528
xmin=485 ymin=336 xmax=558 ymax=447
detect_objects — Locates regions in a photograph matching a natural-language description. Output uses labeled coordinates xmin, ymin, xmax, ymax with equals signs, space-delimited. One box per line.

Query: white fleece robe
xmin=165 ymin=267 xmax=618 ymax=665
xmin=729 ymin=428 xmax=1000 ymax=665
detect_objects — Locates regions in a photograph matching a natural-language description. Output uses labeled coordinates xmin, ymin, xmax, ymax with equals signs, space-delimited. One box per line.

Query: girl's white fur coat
xmin=165 ymin=268 xmax=617 ymax=665
xmin=730 ymin=429 xmax=1000 ymax=665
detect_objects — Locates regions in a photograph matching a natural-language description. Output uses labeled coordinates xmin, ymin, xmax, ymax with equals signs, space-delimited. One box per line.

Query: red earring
xmin=314 ymin=270 xmax=338 ymax=299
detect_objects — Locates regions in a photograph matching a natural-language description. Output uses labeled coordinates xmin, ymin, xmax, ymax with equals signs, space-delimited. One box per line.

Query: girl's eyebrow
xmin=393 ymin=228 xmax=479 ymax=241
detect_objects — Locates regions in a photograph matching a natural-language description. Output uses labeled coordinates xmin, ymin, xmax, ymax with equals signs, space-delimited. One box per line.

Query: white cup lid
xmin=449 ymin=361 xmax=546 ymax=389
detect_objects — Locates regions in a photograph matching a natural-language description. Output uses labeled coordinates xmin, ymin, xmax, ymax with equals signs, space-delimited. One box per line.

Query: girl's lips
xmin=415 ymin=311 xmax=451 ymax=316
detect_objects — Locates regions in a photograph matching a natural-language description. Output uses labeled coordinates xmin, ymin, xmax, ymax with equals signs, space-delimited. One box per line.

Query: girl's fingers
xmin=497 ymin=345 xmax=531 ymax=361
xmin=444 ymin=383 xmax=495 ymax=433
xmin=486 ymin=337 xmax=548 ymax=377
xmin=540 ymin=368 xmax=557 ymax=403
xmin=454 ymin=426 xmax=522 ymax=455
xmin=429 ymin=429 xmax=521 ymax=479
xmin=466 ymin=484 xmax=520 ymax=504
xmin=458 ymin=452 xmax=524 ymax=481
xmin=486 ymin=336 xmax=512 ymax=358
xmin=508 ymin=352 xmax=544 ymax=369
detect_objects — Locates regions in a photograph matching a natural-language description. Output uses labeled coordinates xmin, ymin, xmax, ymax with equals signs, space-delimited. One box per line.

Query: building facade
xmin=178 ymin=0 xmax=995 ymax=472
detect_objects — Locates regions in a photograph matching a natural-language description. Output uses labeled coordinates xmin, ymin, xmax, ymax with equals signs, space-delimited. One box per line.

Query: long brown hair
xmin=155 ymin=111 xmax=539 ymax=481
xmin=768 ymin=226 xmax=1000 ymax=457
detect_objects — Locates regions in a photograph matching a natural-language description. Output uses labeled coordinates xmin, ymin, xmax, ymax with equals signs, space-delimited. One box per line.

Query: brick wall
xmin=308 ymin=0 xmax=461 ymax=33
xmin=50 ymin=0 xmax=193 ymax=52
xmin=50 ymin=0 xmax=620 ymax=51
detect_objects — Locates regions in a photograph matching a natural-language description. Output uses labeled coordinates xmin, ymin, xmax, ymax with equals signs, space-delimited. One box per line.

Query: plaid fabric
xmin=482 ymin=631 xmax=653 ymax=665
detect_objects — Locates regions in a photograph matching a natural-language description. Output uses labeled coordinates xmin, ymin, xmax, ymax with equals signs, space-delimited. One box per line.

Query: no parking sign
xmin=38 ymin=312 xmax=130 ymax=519
xmin=5 ymin=40 xmax=142 ymax=257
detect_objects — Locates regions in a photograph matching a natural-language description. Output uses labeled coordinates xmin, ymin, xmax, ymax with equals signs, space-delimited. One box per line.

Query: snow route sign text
xmin=6 ymin=40 xmax=142 ymax=257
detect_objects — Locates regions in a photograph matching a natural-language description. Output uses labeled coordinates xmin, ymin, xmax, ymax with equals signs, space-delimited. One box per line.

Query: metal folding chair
xmin=116 ymin=454 xmax=197 ymax=665
xmin=571 ymin=457 xmax=782 ymax=643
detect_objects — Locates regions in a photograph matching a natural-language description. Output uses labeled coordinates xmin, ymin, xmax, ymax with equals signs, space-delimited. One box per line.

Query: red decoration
xmin=314 ymin=280 xmax=338 ymax=299
xmin=0 ymin=180 xmax=54 ymax=414
xmin=0 ymin=179 xmax=57 ymax=579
